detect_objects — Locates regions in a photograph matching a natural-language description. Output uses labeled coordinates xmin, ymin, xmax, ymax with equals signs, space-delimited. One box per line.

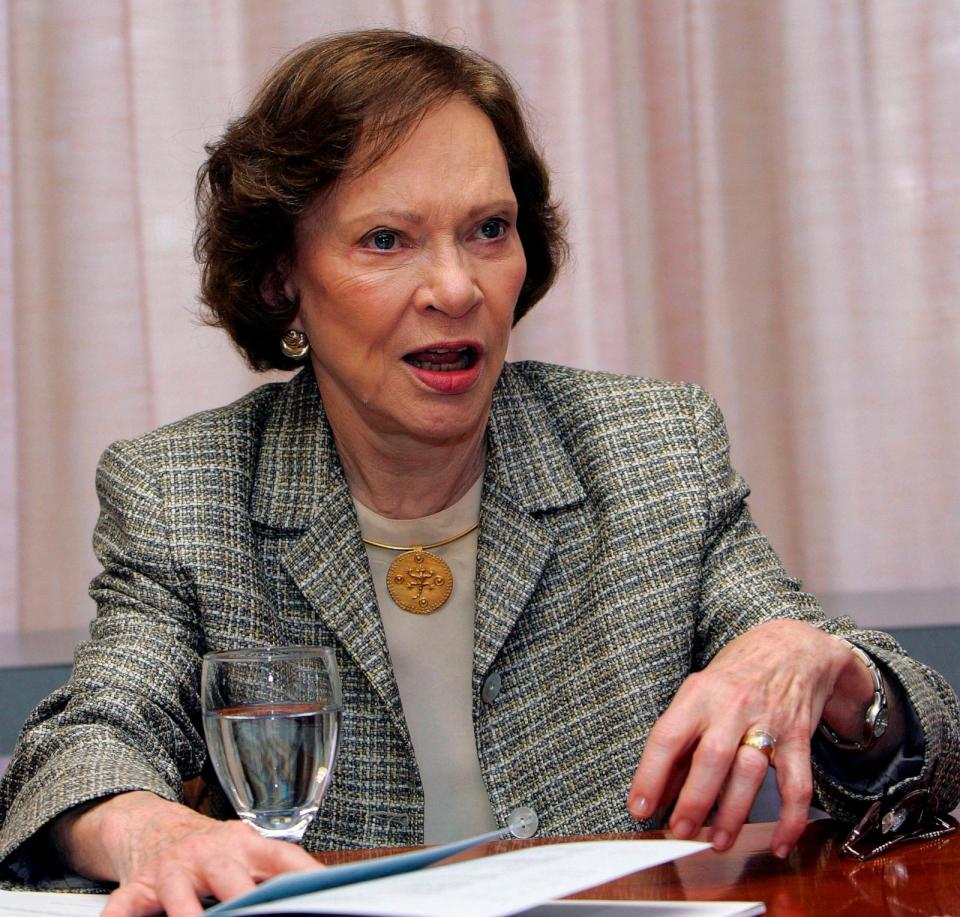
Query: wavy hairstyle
xmin=195 ymin=29 xmax=568 ymax=371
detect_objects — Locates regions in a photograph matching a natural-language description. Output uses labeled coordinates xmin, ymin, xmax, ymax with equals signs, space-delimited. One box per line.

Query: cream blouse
xmin=353 ymin=477 xmax=496 ymax=843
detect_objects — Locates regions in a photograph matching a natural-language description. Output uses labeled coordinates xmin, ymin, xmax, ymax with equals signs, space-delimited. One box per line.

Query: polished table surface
xmin=319 ymin=819 xmax=960 ymax=915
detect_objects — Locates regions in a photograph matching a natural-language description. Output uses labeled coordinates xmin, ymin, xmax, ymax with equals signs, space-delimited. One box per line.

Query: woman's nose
xmin=414 ymin=245 xmax=481 ymax=318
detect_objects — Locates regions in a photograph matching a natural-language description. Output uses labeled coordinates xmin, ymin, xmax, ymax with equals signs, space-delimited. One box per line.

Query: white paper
xmin=206 ymin=828 xmax=503 ymax=914
xmin=0 ymin=890 xmax=109 ymax=915
xmin=0 ymin=840 xmax=767 ymax=917
xmin=228 ymin=840 xmax=712 ymax=917
xmin=522 ymin=901 xmax=765 ymax=915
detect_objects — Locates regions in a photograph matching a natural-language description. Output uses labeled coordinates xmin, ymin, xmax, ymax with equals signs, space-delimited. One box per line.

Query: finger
xmin=102 ymin=881 xmax=163 ymax=917
xmin=707 ymin=743 xmax=771 ymax=850
xmin=201 ymin=838 xmax=317 ymax=909
xmin=156 ymin=868 xmax=207 ymax=917
xmin=213 ymin=820 xmax=318 ymax=878
xmin=655 ymin=754 xmax=691 ymax=825
xmin=628 ymin=733 xmax=685 ymax=820
xmin=668 ymin=730 xmax=741 ymax=839
xmin=204 ymin=857 xmax=258 ymax=905
xmin=628 ymin=689 xmax=704 ymax=819
xmin=629 ymin=750 xmax=688 ymax=822
xmin=246 ymin=836 xmax=322 ymax=877
xmin=770 ymin=744 xmax=814 ymax=858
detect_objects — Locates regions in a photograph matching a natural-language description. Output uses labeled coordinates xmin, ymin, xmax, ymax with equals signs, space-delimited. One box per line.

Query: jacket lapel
xmin=473 ymin=364 xmax=586 ymax=686
xmin=280 ymin=503 xmax=407 ymax=739
xmin=249 ymin=368 xmax=407 ymax=740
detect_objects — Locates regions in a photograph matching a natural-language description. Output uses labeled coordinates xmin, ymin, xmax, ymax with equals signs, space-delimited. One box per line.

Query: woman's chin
xmin=391 ymin=394 xmax=492 ymax=446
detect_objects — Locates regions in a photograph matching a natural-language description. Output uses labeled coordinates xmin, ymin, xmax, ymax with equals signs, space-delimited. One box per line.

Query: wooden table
xmin=321 ymin=819 xmax=960 ymax=915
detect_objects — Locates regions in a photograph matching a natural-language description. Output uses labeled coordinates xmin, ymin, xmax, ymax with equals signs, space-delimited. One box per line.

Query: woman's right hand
xmin=50 ymin=790 xmax=319 ymax=917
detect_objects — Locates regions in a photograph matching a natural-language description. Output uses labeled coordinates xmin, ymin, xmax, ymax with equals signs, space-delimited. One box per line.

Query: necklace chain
xmin=360 ymin=520 xmax=480 ymax=553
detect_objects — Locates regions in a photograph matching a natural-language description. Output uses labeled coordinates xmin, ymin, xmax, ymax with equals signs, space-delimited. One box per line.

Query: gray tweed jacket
xmin=2 ymin=362 xmax=958 ymax=873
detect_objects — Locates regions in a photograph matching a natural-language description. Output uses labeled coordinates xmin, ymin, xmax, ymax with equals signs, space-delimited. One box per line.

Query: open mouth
xmin=402 ymin=346 xmax=479 ymax=372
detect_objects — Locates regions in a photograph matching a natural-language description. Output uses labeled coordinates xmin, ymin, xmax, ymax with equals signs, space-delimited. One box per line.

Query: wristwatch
xmin=818 ymin=639 xmax=889 ymax=752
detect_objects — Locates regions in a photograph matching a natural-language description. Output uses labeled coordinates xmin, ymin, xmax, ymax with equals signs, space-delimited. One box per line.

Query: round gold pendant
xmin=386 ymin=548 xmax=453 ymax=614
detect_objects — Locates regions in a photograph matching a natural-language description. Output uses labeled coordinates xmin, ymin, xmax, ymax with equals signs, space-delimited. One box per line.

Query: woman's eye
xmin=478 ymin=219 xmax=508 ymax=240
xmin=367 ymin=230 xmax=399 ymax=251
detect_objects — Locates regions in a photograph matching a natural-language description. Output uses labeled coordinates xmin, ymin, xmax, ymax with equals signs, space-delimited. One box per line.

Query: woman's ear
xmin=261 ymin=256 xmax=296 ymax=308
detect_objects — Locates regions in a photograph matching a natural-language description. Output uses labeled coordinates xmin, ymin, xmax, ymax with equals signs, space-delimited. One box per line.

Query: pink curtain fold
xmin=1 ymin=0 xmax=958 ymax=634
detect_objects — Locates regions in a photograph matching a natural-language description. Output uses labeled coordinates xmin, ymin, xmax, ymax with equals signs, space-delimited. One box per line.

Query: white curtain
xmin=2 ymin=0 xmax=958 ymax=634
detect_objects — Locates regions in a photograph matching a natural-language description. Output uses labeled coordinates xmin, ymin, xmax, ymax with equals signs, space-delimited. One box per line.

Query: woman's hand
xmin=627 ymin=620 xmax=901 ymax=858
xmin=51 ymin=790 xmax=319 ymax=917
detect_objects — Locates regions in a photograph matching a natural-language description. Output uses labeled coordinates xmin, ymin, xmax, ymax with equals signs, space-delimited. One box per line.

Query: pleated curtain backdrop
xmin=1 ymin=0 xmax=958 ymax=634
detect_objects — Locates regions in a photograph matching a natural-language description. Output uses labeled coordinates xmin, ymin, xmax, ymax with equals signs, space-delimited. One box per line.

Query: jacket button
xmin=481 ymin=671 xmax=502 ymax=705
xmin=506 ymin=806 xmax=539 ymax=838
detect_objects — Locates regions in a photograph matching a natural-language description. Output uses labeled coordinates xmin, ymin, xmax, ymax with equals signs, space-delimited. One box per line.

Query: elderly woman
xmin=1 ymin=28 xmax=957 ymax=917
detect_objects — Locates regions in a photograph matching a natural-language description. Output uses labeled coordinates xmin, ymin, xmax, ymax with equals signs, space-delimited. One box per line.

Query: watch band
xmin=818 ymin=639 xmax=889 ymax=752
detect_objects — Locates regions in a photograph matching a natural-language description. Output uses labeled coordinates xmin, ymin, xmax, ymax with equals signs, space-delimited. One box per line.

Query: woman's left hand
xmin=627 ymin=619 xmax=887 ymax=858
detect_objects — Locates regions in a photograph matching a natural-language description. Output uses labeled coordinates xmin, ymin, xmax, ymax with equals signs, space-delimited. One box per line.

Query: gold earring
xmin=280 ymin=329 xmax=309 ymax=361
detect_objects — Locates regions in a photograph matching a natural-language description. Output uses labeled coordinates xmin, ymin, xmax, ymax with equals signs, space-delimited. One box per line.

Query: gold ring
xmin=741 ymin=728 xmax=777 ymax=763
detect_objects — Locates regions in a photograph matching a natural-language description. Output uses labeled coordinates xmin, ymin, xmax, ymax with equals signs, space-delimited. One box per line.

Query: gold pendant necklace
xmin=361 ymin=521 xmax=480 ymax=614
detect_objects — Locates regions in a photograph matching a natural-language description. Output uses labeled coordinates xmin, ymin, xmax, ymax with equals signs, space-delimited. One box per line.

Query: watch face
xmin=873 ymin=706 xmax=889 ymax=739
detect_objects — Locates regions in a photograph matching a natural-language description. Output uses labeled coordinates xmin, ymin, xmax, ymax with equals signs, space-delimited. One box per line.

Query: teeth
xmin=409 ymin=355 xmax=470 ymax=371
xmin=405 ymin=346 xmax=473 ymax=372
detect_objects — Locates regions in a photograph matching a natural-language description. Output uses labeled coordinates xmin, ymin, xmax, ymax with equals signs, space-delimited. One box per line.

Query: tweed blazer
xmin=2 ymin=362 xmax=959 ymax=872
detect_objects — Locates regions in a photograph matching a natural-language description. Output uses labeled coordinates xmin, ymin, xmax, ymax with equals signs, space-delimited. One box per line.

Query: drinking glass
xmin=201 ymin=645 xmax=342 ymax=842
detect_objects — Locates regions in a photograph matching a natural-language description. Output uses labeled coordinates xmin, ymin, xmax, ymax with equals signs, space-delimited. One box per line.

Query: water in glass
xmin=202 ymin=647 xmax=342 ymax=842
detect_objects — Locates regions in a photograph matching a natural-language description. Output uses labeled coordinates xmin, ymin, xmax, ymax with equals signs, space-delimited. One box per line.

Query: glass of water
xmin=201 ymin=646 xmax=342 ymax=842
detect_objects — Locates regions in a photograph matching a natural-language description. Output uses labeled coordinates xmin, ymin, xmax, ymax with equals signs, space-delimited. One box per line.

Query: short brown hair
xmin=195 ymin=29 xmax=567 ymax=371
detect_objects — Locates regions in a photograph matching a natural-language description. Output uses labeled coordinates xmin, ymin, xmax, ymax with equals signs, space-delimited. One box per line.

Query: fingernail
xmin=672 ymin=818 xmax=695 ymax=839
xmin=630 ymin=796 xmax=650 ymax=818
xmin=775 ymin=844 xmax=791 ymax=859
xmin=711 ymin=830 xmax=730 ymax=851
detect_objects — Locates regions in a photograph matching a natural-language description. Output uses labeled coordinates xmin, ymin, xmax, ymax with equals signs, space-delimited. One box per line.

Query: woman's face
xmin=286 ymin=97 xmax=527 ymax=449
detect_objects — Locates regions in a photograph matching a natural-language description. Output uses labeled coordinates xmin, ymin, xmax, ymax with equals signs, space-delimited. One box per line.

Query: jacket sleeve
xmin=0 ymin=438 xmax=208 ymax=880
xmin=687 ymin=384 xmax=960 ymax=820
